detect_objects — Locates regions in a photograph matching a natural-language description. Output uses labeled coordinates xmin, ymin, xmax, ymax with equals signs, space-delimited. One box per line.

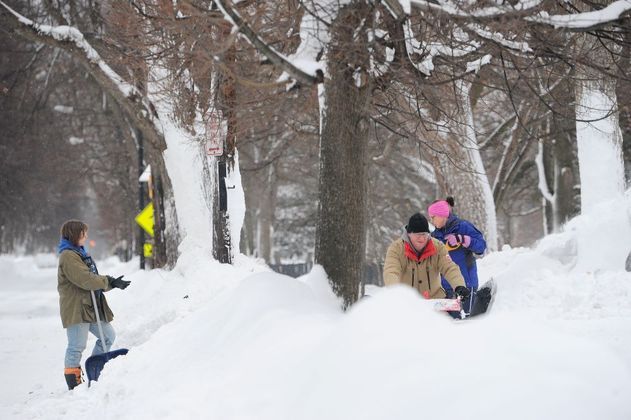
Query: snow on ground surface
xmin=2 ymin=194 xmax=631 ymax=420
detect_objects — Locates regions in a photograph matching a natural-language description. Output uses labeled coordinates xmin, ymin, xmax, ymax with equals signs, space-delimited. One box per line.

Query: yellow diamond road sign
xmin=135 ymin=203 xmax=155 ymax=237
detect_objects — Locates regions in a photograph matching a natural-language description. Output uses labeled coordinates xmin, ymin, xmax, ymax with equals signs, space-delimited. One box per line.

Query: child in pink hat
xmin=428 ymin=197 xmax=486 ymax=316
xmin=427 ymin=200 xmax=451 ymax=219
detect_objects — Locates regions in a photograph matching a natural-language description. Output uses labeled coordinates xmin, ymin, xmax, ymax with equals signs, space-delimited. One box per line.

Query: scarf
xmin=57 ymin=237 xmax=99 ymax=275
xmin=57 ymin=237 xmax=88 ymax=258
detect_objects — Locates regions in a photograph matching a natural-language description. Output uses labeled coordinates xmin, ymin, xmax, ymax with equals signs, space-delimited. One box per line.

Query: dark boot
xmin=64 ymin=367 xmax=83 ymax=390
xmin=470 ymin=287 xmax=492 ymax=316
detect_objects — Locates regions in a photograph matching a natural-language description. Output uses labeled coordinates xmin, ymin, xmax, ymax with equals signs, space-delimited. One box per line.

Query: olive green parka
xmin=57 ymin=250 xmax=113 ymax=328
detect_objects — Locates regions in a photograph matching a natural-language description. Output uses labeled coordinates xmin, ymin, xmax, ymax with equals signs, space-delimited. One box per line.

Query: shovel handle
xmin=90 ymin=290 xmax=108 ymax=355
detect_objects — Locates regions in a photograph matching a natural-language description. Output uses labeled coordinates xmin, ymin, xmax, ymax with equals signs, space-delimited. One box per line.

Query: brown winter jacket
xmin=383 ymin=236 xmax=465 ymax=299
xmin=57 ymin=250 xmax=114 ymax=328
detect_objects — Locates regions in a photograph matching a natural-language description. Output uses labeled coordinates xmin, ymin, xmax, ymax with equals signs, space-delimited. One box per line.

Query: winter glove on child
xmin=445 ymin=234 xmax=459 ymax=247
xmin=107 ymin=275 xmax=131 ymax=290
xmin=445 ymin=234 xmax=471 ymax=248
xmin=454 ymin=286 xmax=471 ymax=301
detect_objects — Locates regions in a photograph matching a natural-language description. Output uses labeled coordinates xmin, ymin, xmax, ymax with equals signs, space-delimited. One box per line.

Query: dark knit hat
xmin=406 ymin=213 xmax=430 ymax=233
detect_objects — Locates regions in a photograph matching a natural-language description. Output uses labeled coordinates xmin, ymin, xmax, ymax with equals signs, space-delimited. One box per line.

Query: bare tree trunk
xmin=150 ymin=171 xmax=168 ymax=267
xmin=617 ymin=30 xmax=631 ymax=184
xmin=539 ymin=114 xmax=578 ymax=234
xmin=239 ymin=140 xmax=280 ymax=262
xmin=240 ymin=171 xmax=256 ymax=257
xmin=258 ymin=163 xmax=277 ymax=262
xmin=212 ymin=156 xmax=233 ymax=263
xmin=211 ymin=27 xmax=239 ymax=264
xmin=315 ymin=3 xmax=371 ymax=309
xmin=434 ymin=80 xmax=498 ymax=250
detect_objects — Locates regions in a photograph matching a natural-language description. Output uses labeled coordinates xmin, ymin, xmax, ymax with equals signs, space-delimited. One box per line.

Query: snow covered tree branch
xmin=0 ymin=1 xmax=185 ymax=266
xmin=0 ymin=1 xmax=166 ymax=152
xmin=214 ymin=0 xmax=323 ymax=87
xmin=404 ymin=0 xmax=630 ymax=32
xmin=528 ymin=0 xmax=631 ymax=30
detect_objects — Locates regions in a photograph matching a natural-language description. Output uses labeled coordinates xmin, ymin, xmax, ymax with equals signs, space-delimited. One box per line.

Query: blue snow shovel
xmin=85 ymin=290 xmax=128 ymax=385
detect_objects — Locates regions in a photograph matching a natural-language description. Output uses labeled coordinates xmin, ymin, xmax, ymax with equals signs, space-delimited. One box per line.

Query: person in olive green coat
xmin=57 ymin=220 xmax=130 ymax=390
xmin=383 ymin=213 xmax=470 ymax=301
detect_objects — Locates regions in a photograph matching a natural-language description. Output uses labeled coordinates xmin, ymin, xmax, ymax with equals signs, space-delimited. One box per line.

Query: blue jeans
xmin=64 ymin=322 xmax=116 ymax=368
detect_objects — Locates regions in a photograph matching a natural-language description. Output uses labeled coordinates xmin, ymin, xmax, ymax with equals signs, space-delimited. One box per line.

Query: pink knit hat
xmin=428 ymin=200 xmax=450 ymax=218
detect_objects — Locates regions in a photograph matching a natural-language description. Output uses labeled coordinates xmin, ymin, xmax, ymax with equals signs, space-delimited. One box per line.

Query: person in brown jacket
xmin=383 ymin=213 xmax=470 ymax=301
xmin=57 ymin=220 xmax=130 ymax=390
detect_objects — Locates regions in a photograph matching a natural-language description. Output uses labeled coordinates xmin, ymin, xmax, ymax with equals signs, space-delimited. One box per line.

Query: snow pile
xmin=2 ymin=194 xmax=631 ymax=420
xmin=482 ymin=191 xmax=631 ymax=316
xmin=537 ymin=190 xmax=631 ymax=275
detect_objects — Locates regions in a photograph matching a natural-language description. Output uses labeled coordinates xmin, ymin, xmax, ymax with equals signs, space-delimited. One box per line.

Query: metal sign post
xmin=136 ymin=129 xmax=145 ymax=270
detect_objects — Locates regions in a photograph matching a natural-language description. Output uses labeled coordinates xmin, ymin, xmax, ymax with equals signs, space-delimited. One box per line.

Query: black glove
xmin=454 ymin=286 xmax=470 ymax=300
xmin=107 ymin=275 xmax=131 ymax=290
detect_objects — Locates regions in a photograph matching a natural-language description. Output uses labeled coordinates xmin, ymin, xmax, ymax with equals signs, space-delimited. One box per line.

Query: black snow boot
xmin=470 ymin=287 xmax=492 ymax=317
xmin=64 ymin=367 xmax=83 ymax=390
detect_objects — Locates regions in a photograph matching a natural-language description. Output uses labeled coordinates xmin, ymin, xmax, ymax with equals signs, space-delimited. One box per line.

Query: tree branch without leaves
xmin=214 ymin=0 xmax=323 ymax=87
xmin=0 ymin=1 xmax=166 ymax=152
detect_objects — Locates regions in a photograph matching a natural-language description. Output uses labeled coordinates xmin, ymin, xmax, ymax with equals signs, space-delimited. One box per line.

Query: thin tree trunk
xmin=616 ymin=29 xmax=631 ymax=184
xmin=212 ymin=28 xmax=239 ymax=264
xmin=146 ymin=132 xmax=180 ymax=267
xmin=539 ymin=113 xmax=578 ymax=234
xmin=258 ymin=163 xmax=276 ymax=262
xmin=212 ymin=156 xmax=232 ymax=263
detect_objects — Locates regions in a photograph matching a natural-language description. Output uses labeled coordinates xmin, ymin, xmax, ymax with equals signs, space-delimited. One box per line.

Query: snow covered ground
xmin=2 ymin=195 xmax=631 ymax=420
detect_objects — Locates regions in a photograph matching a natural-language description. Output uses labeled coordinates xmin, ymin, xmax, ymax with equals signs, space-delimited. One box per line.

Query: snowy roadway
xmin=0 ymin=255 xmax=64 ymax=408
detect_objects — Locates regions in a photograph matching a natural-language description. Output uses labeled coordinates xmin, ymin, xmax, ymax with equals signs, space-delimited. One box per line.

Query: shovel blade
xmin=85 ymin=348 xmax=129 ymax=384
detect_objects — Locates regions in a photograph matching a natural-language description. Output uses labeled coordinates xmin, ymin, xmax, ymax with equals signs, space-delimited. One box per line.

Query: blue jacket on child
xmin=431 ymin=214 xmax=486 ymax=292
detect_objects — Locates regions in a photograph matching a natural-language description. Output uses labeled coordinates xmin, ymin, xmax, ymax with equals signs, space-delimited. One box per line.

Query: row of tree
xmin=0 ymin=20 xmax=139 ymax=256
xmin=1 ymin=1 xmax=630 ymax=306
